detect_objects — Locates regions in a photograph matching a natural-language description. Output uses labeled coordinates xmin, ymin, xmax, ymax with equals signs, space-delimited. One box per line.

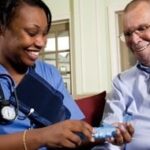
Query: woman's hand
xmin=38 ymin=120 xmax=93 ymax=148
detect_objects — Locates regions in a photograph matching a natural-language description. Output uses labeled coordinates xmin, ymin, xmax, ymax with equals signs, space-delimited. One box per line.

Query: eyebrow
xmin=25 ymin=24 xmax=48 ymax=32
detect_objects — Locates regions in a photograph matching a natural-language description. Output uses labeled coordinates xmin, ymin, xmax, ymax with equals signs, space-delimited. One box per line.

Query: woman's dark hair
xmin=0 ymin=0 xmax=52 ymax=32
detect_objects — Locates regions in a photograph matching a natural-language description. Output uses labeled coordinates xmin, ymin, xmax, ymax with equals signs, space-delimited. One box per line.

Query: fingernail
xmin=92 ymin=128 xmax=96 ymax=133
xmin=127 ymin=122 xmax=131 ymax=126
xmin=116 ymin=129 xmax=120 ymax=135
xmin=90 ymin=137 xmax=95 ymax=142
xmin=120 ymin=125 xmax=126 ymax=132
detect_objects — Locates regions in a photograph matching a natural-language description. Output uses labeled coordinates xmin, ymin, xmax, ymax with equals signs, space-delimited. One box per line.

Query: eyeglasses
xmin=119 ymin=24 xmax=150 ymax=42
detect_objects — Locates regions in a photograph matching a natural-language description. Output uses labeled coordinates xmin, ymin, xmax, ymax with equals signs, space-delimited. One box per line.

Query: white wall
xmin=71 ymin=0 xmax=112 ymax=95
xmin=43 ymin=0 xmax=70 ymax=21
xmin=107 ymin=0 xmax=132 ymax=79
xmin=43 ymin=0 xmax=132 ymax=96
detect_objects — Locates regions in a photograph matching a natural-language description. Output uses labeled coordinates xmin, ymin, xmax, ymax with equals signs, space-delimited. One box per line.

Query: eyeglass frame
xmin=119 ymin=24 xmax=150 ymax=42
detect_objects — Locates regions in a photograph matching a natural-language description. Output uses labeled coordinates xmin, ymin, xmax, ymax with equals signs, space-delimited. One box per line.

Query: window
xmin=117 ymin=11 xmax=137 ymax=71
xmin=40 ymin=20 xmax=72 ymax=93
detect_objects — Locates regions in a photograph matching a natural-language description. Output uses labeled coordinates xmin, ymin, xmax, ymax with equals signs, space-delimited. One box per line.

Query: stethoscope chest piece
xmin=0 ymin=74 xmax=18 ymax=124
xmin=0 ymin=101 xmax=17 ymax=123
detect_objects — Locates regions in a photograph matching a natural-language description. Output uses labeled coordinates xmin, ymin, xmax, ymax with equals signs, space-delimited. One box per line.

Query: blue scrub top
xmin=0 ymin=59 xmax=84 ymax=138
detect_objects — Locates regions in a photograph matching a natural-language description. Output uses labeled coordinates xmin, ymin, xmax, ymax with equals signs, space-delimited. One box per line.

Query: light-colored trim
xmin=108 ymin=0 xmax=132 ymax=79
xmin=72 ymin=0 xmax=84 ymax=94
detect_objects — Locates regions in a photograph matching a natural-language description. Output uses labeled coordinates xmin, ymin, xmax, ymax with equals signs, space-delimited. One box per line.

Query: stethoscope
xmin=0 ymin=74 xmax=34 ymax=124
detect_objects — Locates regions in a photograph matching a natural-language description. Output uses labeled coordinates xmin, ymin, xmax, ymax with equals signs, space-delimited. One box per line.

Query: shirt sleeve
xmin=102 ymin=75 xmax=127 ymax=125
xmin=50 ymin=66 xmax=85 ymax=120
xmin=101 ymin=75 xmax=130 ymax=150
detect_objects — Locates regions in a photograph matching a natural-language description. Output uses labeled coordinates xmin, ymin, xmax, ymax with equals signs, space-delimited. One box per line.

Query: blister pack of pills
xmin=92 ymin=125 xmax=116 ymax=140
xmin=92 ymin=114 xmax=133 ymax=140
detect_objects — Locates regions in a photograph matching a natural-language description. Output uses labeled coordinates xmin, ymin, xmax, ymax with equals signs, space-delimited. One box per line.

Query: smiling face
xmin=123 ymin=1 xmax=150 ymax=66
xmin=0 ymin=3 xmax=48 ymax=72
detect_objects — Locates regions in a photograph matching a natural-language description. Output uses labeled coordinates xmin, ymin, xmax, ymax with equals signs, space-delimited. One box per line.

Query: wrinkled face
xmin=123 ymin=2 xmax=150 ymax=66
xmin=0 ymin=4 xmax=48 ymax=69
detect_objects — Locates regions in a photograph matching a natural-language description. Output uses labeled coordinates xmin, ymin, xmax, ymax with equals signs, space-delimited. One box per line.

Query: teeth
xmin=29 ymin=51 xmax=39 ymax=56
xmin=26 ymin=50 xmax=40 ymax=60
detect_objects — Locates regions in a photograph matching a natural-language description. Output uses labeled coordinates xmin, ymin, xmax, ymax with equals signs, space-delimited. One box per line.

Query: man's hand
xmin=107 ymin=122 xmax=134 ymax=145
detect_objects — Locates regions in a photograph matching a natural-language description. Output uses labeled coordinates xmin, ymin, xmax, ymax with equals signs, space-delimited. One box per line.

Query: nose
xmin=35 ymin=35 xmax=47 ymax=48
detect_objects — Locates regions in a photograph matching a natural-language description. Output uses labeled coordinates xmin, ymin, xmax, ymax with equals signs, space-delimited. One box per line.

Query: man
xmin=0 ymin=0 xmax=133 ymax=149
xmin=98 ymin=0 xmax=150 ymax=149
